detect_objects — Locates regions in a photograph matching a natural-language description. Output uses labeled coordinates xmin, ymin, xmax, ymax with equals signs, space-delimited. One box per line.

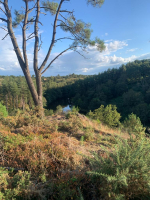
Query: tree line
xmin=0 ymin=74 xmax=88 ymax=114
xmin=1 ymin=59 xmax=150 ymax=125
xmin=45 ymin=59 xmax=150 ymax=126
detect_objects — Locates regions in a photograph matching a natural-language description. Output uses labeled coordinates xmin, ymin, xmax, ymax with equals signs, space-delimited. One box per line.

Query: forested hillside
xmin=1 ymin=59 xmax=150 ymax=125
xmin=0 ymin=74 xmax=88 ymax=114
xmin=45 ymin=59 xmax=150 ymax=125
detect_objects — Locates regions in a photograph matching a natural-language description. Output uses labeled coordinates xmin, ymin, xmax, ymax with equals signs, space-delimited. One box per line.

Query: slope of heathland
xmin=0 ymin=108 xmax=150 ymax=200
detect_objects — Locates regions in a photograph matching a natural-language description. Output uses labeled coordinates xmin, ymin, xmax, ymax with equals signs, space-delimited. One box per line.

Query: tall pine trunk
xmin=23 ymin=68 xmax=43 ymax=115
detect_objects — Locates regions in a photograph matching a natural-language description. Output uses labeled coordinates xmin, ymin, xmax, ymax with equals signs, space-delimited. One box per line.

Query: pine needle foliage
xmin=12 ymin=10 xmax=25 ymax=28
xmin=60 ymin=17 xmax=105 ymax=51
xmin=87 ymin=135 xmax=150 ymax=199
xmin=87 ymin=0 xmax=105 ymax=7
xmin=42 ymin=1 xmax=59 ymax=15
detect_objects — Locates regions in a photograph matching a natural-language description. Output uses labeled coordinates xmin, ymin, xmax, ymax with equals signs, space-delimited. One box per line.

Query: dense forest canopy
xmin=1 ymin=59 xmax=150 ymax=125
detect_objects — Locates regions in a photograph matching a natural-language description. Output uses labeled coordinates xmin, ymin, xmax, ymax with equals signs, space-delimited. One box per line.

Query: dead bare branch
xmin=27 ymin=32 xmax=34 ymax=39
xmin=0 ymin=26 xmax=8 ymax=32
xmin=54 ymin=37 xmax=75 ymax=43
xmin=38 ymin=20 xmax=43 ymax=26
xmin=26 ymin=35 xmax=35 ymax=41
xmin=28 ymin=2 xmax=37 ymax=14
xmin=21 ymin=6 xmax=25 ymax=11
xmin=0 ymin=6 xmax=7 ymax=16
xmin=2 ymin=32 xmax=8 ymax=40
xmin=74 ymin=49 xmax=87 ymax=59
xmin=40 ymin=11 xmax=46 ymax=15
xmin=0 ymin=17 xmax=7 ymax=22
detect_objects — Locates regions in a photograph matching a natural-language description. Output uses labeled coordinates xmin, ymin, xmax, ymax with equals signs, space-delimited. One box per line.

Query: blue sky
xmin=0 ymin=0 xmax=150 ymax=76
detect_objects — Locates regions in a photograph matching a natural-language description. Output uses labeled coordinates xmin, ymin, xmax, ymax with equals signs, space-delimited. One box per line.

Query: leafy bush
xmin=71 ymin=106 xmax=79 ymax=113
xmin=56 ymin=105 xmax=63 ymax=113
xmin=0 ymin=168 xmax=32 ymax=200
xmin=123 ymin=113 xmax=145 ymax=135
xmin=44 ymin=109 xmax=53 ymax=116
xmin=84 ymin=127 xmax=94 ymax=141
xmin=0 ymin=102 xmax=8 ymax=118
xmin=87 ymin=104 xmax=121 ymax=127
xmin=2 ymin=108 xmax=51 ymax=130
xmin=65 ymin=106 xmax=79 ymax=119
xmin=87 ymin=135 xmax=150 ymax=199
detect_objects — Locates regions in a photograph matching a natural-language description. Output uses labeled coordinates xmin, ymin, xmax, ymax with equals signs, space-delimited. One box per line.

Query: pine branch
xmin=54 ymin=37 xmax=75 ymax=43
xmin=0 ymin=17 xmax=7 ymax=22
xmin=28 ymin=2 xmax=37 ymax=13
xmin=0 ymin=6 xmax=7 ymax=16
xmin=22 ymin=0 xmax=29 ymax=68
xmin=2 ymin=32 xmax=8 ymax=40
xmin=0 ymin=26 xmax=8 ymax=31
xmin=26 ymin=35 xmax=35 ymax=41
xmin=33 ymin=0 xmax=40 ymax=74
xmin=3 ymin=0 xmax=25 ymax=68
xmin=41 ymin=47 xmax=72 ymax=74
xmin=60 ymin=10 xmax=74 ymax=14
xmin=39 ymin=0 xmax=65 ymax=72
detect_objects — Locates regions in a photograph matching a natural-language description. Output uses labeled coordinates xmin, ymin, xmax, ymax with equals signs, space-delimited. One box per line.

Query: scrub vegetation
xmin=0 ymin=102 xmax=150 ymax=199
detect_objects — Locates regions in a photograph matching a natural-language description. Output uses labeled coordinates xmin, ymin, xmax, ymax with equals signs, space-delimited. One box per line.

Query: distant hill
xmin=1 ymin=59 xmax=150 ymax=125
xmin=45 ymin=59 xmax=150 ymax=125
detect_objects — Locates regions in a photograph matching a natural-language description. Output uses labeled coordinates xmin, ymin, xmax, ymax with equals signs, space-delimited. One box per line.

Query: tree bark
xmin=3 ymin=0 xmax=43 ymax=113
xmin=22 ymin=68 xmax=39 ymax=107
xmin=36 ymin=73 xmax=43 ymax=108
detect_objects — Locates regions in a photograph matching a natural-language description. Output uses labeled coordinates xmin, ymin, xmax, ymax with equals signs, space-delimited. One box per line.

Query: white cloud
xmin=87 ymin=40 xmax=128 ymax=56
xmin=127 ymin=48 xmax=138 ymax=52
xmin=0 ymin=67 xmax=5 ymax=70
xmin=105 ymin=40 xmax=128 ymax=53
xmin=44 ymin=40 xmax=147 ymax=75
xmin=105 ymin=33 xmax=108 ymax=36
xmin=0 ymin=29 xmax=45 ymax=74
xmin=0 ymin=33 xmax=148 ymax=76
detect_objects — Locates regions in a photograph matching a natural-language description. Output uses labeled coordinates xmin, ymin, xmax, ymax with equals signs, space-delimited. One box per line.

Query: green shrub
xmin=65 ymin=106 xmax=79 ymax=118
xmin=44 ymin=109 xmax=54 ymax=116
xmin=87 ymin=104 xmax=121 ymax=127
xmin=123 ymin=113 xmax=145 ymax=135
xmin=56 ymin=105 xmax=63 ymax=113
xmin=0 ymin=102 xmax=8 ymax=118
xmin=2 ymin=108 xmax=49 ymax=129
xmin=71 ymin=106 xmax=79 ymax=113
xmin=84 ymin=127 xmax=94 ymax=141
xmin=0 ymin=168 xmax=32 ymax=200
xmin=86 ymin=110 xmax=94 ymax=118
xmin=87 ymin=135 xmax=150 ymax=199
